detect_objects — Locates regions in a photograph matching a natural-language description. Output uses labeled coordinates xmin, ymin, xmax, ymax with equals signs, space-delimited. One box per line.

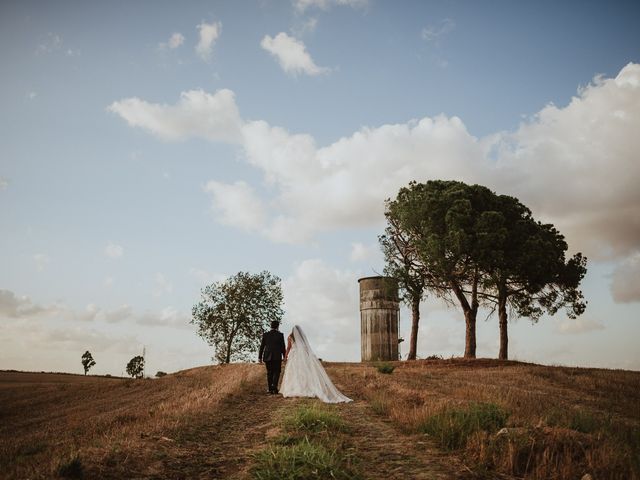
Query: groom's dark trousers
xmin=259 ymin=328 xmax=286 ymax=393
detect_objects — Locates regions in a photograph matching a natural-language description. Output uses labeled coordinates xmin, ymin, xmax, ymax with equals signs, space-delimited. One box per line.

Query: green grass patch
xmin=419 ymin=402 xmax=509 ymax=450
xmin=283 ymin=404 xmax=347 ymax=434
xmin=546 ymin=407 xmax=602 ymax=433
xmin=376 ymin=363 xmax=395 ymax=374
xmin=252 ymin=437 xmax=360 ymax=480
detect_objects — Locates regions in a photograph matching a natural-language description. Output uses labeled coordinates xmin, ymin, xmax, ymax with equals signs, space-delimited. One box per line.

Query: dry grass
xmin=326 ymin=359 xmax=640 ymax=480
xmin=0 ymin=365 xmax=261 ymax=479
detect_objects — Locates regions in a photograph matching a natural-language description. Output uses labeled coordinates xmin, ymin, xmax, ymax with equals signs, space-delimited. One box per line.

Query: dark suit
xmin=258 ymin=329 xmax=286 ymax=393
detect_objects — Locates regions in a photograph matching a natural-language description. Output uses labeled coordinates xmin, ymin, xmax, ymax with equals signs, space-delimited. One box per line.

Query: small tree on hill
xmin=126 ymin=355 xmax=144 ymax=379
xmin=81 ymin=350 xmax=96 ymax=375
xmin=191 ymin=271 xmax=284 ymax=364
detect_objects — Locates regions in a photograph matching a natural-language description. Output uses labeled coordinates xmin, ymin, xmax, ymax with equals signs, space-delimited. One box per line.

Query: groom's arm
xmin=258 ymin=333 xmax=266 ymax=362
xmin=279 ymin=333 xmax=286 ymax=359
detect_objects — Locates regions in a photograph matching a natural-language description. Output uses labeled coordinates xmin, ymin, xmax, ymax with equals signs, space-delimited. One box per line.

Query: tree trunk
xmin=464 ymin=309 xmax=476 ymax=358
xmin=451 ymin=275 xmax=478 ymax=359
xmin=498 ymin=286 xmax=508 ymax=360
xmin=407 ymin=295 xmax=420 ymax=360
xmin=225 ymin=338 xmax=233 ymax=364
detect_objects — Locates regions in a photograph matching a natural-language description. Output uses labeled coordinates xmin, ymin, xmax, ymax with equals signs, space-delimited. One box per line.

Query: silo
xmin=359 ymin=276 xmax=400 ymax=362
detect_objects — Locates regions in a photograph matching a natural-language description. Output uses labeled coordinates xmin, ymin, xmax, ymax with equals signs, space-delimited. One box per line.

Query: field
xmin=0 ymin=359 xmax=638 ymax=479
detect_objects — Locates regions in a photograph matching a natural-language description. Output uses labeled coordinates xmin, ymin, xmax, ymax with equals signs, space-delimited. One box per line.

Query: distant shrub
xmin=56 ymin=453 xmax=83 ymax=479
xmin=156 ymin=371 xmax=167 ymax=378
xmin=376 ymin=363 xmax=395 ymax=374
xmin=425 ymin=354 xmax=443 ymax=360
xmin=104 ymin=374 xmax=112 ymax=378
xmin=420 ymin=402 xmax=509 ymax=450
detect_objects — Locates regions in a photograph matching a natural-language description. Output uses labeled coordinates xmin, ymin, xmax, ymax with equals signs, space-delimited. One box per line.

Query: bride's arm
xmin=285 ymin=335 xmax=292 ymax=361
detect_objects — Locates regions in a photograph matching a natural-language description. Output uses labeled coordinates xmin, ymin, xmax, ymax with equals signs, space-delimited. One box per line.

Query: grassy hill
xmin=0 ymin=360 xmax=638 ymax=479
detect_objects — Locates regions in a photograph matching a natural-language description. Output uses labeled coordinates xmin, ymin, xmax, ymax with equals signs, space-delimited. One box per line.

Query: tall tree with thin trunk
xmin=379 ymin=214 xmax=430 ymax=360
xmin=477 ymin=195 xmax=587 ymax=359
xmin=191 ymin=271 xmax=284 ymax=364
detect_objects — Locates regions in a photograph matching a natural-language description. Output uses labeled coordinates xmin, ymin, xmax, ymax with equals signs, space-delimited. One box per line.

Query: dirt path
xmin=337 ymin=398 xmax=457 ymax=480
xmin=123 ymin=376 xmax=290 ymax=479
xmin=85 ymin=368 xmax=457 ymax=479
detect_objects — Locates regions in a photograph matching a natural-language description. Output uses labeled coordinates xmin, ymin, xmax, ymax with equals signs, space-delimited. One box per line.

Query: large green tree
xmin=386 ymin=180 xmax=587 ymax=360
xmin=477 ymin=194 xmax=587 ymax=359
xmin=386 ymin=180 xmax=498 ymax=358
xmin=191 ymin=271 xmax=284 ymax=364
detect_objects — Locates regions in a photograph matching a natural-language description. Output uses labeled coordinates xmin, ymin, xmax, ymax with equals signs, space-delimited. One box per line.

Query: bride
xmin=280 ymin=325 xmax=352 ymax=403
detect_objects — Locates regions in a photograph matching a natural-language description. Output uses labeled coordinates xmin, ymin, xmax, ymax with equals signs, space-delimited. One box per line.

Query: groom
xmin=258 ymin=320 xmax=286 ymax=394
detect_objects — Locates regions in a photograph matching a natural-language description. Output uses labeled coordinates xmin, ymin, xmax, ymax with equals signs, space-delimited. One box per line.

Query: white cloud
xmin=27 ymin=91 xmax=37 ymax=100
xmin=0 ymin=288 xmax=190 ymax=331
xmin=108 ymin=89 xmax=243 ymax=143
xmin=104 ymin=242 xmax=123 ymax=259
xmin=421 ymin=18 xmax=456 ymax=42
xmin=33 ymin=253 xmax=50 ymax=271
xmin=138 ymin=306 xmax=190 ymax=329
xmin=195 ymin=21 xmax=221 ymax=61
xmin=0 ymin=177 xmax=8 ymax=190
xmin=0 ymin=289 xmax=58 ymax=318
xmin=189 ymin=267 xmax=227 ymax=286
xmin=555 ymin=317 xmax=605 ymax=334
xmin=110 ymin=64 xmax=640 ymax=261
xmin=349 ymin=242 xmax=381 ymax=264
xmin=261 ymin=32 xmax=329 ymax=76
xmin=203 ymin=180 xmax=268 ymax=232
xmin=610 ymin=252 xmax=640 ymax=303
xmin=496 ymin=63 xmax=640 ymax=259
xmin=159 ymin=32 xmax=185 ymax=50
xmin=104 ymin=304 xmax=133 ymax=323
xmin=293 ymin=0 xmax=368 ymax=12
xmin=104 ymin=276 xmax=115 ymax=288
xmin=283 ymin=259 xmax=360 ymax=361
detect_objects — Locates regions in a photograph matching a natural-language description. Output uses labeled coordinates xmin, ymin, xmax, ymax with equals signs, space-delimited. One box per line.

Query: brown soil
xmin=2 ymin=359 xmax=638 ymax=479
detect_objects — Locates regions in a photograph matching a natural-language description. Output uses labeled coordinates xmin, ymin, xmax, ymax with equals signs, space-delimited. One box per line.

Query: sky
xmin=1 ymin=0 xmax=639 ymax=376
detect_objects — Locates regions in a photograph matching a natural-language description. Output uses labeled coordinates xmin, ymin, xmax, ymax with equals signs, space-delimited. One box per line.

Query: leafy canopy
xmin=81 ymin=350 xmax=96 ymax=375
xmin=126 ymin=355 xmax=144 ymax=379
xmin=191 ymin=271 xmax=284 ymax=364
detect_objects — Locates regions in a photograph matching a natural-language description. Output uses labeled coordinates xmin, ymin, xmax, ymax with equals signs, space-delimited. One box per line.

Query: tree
xmin=477 ymin=194 xmax=587 ymax=359
xmin=387 ymin=180 xmax=588 ymax=361
xmin=191 ymin=271 xmax=284 ymax=364
xmin=126 ymin=355 xmax=144 ymax=379
xmin=380 ymin=213 xmax=430 ymax=360
xmin=81 ymin=350 xmax=96 ymax=375
xmin=387 ymin=180 xmax=497 ymax=358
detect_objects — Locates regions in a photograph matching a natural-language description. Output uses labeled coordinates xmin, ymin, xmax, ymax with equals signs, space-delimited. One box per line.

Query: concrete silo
xmin=359 ymin=276 xmax=400 ymax=362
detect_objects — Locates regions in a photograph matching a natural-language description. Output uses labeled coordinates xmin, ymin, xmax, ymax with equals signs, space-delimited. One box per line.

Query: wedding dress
xmin=280 ymin=325 xmax=352 ymax=403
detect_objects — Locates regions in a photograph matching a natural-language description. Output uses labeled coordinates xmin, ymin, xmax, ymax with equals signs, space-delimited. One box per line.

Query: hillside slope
xmin=1 ymin=360 xmax=639 ymax=479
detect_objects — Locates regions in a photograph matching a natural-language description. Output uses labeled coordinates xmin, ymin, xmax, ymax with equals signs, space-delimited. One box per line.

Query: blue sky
xmin=1 ymin=0 xmax=639 ymax=375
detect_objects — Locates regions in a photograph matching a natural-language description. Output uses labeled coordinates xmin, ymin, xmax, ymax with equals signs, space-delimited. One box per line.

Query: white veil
xmin=281 ymin=325 xmax=351 ymax=403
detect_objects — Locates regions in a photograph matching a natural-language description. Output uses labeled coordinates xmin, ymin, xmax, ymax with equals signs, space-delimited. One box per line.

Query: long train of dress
xmin=280 ymin=326 xmax=352 ymax=403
